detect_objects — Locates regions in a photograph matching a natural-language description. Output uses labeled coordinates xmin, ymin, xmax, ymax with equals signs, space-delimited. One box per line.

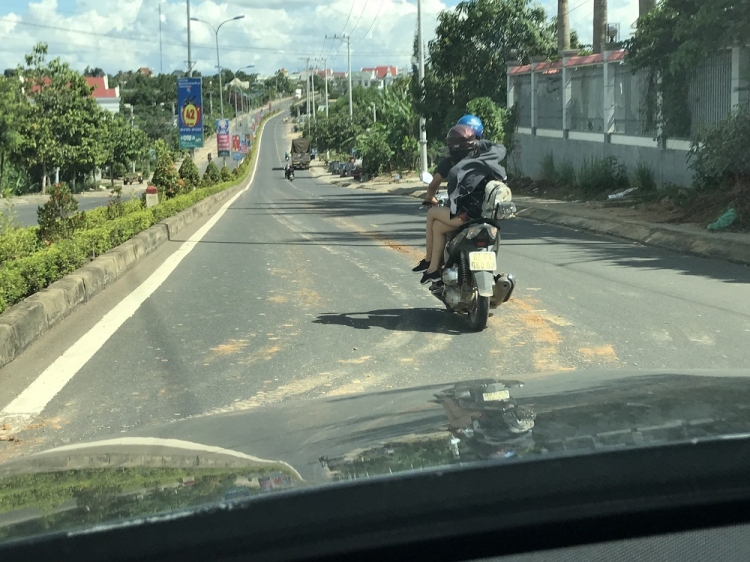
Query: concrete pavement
xmin=1 ymin=113 xmax=749 ymax=462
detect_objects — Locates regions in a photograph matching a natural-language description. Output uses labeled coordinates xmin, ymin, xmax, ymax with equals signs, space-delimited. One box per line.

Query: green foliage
xmin=578 ymin=156 xmax=629 ymax=196
xmin=113 ymin=162 xmax=128 ymax=178
xmin=420 ymin=0 xmax=555 ymax=140
xmin=558 ymin=160 xmax=577 ymax=188
xmin=465 ymin=97 xmax=510 ymax=145
xmin=690 ymin=110 xmax=750 ymax=190
xmin=624 ymin=0 xmax=749 ymax=138
xmin=633 ymin=161 xmax=657 ymax=193
xmin=0 ymin=109 xmax=280 ymax=313
xmin=37 ymin=183 xmax=83 ymax=241
xmin=538 ymin=152 xmax=556 ymax=184
xmin=355 ymin=124 xmax=394 ymax=176
xmin=204 ymin=161 xmax=220 ymax=184
xmin=105 ymin=185 xmax=125 ymax=220
xmin=178 ymin=156 xmax=200 ymax=189
xmin=220 ymin=165 xmax=232 ymax=182
xmin=150 ymin=140 xmax=180 ymax=198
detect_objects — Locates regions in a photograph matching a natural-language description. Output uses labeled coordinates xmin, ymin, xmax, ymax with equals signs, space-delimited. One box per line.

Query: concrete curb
xmin=514 ymin=205 xmax=750 ymax=266
xmin=0 ymin=111 xmax=280 ymax=371
xmin=311 ymin=165 xmax=750 ymax=267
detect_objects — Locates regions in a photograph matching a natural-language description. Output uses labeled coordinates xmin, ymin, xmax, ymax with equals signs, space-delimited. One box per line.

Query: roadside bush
xmin=37 ymin=183 xmax=84 ymax=242
xmin=178 ymin=156 xmax=200 ymax=189
xmin=538 ymin=152 xmax=556 ymax=185
xmin=690 ymin=110 xmax=750 ymax=190
xmin=578 ymin=156 xmax=628 ymax=196
xmin=0 ymin=227 xmax=40 ymax=263
xmin=220 ymin=165 xmax=232 ymax=182
xmin=205 ymin=161 xmax=220 ymax=183
xmin=151 ymin=140 xmax=180 ymax=199
xmin=633 ymin=161 xmax=657 ymax=193
xmin=558 ymin=160 xmax=577 ymax=188
xmin=356 ymin=124 xmax=394 ymax=176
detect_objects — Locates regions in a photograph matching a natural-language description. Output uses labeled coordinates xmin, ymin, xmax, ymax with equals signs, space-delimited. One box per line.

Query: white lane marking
xmin=0 ymin=112 xmax=283 ymax=433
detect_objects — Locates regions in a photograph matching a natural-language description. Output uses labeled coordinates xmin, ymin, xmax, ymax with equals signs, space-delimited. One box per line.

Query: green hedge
xmin=0 ymin=110 xmax=279 ymax=314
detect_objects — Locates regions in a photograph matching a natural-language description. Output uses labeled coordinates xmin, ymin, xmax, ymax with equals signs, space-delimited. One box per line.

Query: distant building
xmin=171 ymin=70 xmax=186 ymax=78
xmin=137 ymin=67 xmax=153 ymax=77
xmin=27 ymin=75 xmax=120 ymax=113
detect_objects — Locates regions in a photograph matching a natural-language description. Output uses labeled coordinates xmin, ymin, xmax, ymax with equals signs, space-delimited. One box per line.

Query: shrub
xmin=151 ymin=140 xmax=180 ymax=199
xmin=690 ymin=110 xmax=750 ymax=191
xmin=178 ymin=156 xmax=200 ymax=189
xmin=220 ymin=165 xmax=232 ymax=182
xmin=558 ymin=160 xmax=577 ymax=188
xmin=0 ymin=227 xmax=40 ymax=263
xmin=578 ymin=156 xmax=628 ymax=196
xmin=355 ymin=124 xmax=393 ymax=176
xmin=205 ymin=161 xmax=220 ymax=183
xmin=538 ymin=152 xmax=556 ymax=185
xmin=633 ymin=161 xmax=657 ymax=193
xmin=37 ymin=183 xmax=84 ymax=242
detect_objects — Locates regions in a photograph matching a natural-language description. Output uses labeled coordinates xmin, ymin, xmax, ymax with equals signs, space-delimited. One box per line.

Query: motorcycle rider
xmin=414 ymin=124 xmax=507 ymax=285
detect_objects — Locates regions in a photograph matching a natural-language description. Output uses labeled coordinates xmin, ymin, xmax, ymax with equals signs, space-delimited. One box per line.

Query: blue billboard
xmin=177 ymin=78 xmax=204 ymax=149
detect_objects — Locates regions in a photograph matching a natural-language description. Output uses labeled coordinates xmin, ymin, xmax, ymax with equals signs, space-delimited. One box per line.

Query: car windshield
xmin=1 ymin=0 xmax=749 ymax=546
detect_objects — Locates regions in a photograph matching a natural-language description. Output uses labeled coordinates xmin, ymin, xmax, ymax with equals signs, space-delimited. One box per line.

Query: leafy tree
xmin=0 ymin=76 xmax=24 ymax=190
xmin=356 ymin=124 xmax=394 ymax=176
xmin=419 ymin=0 xmax=555 ymax=140
xmin=16 ymin=43 xmax=107 ymax=192
xmin=150 ymin=140 xmax=180 ymax=198
xmin=219 ymin=165 xmax=232 ymax=182
xmin=100 ymin=113 xmax=151 ymax=186
xmin=178 ymin=156 xmax=200 ymax=189
xmin=465 ymin=97 xmax=516 ymax=148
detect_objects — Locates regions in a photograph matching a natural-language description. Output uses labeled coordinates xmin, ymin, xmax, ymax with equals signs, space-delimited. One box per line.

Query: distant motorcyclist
xmin=285 ymin=163 xmax=294 ymax=180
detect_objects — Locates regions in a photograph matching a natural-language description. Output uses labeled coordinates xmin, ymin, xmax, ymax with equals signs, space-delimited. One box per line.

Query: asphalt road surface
xmin=1 ymin=111 xmax=750 ymax=461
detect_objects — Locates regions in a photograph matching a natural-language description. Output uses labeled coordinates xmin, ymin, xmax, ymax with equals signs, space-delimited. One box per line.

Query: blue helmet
xmin=457 ymin=114 xmax=484 ymax=139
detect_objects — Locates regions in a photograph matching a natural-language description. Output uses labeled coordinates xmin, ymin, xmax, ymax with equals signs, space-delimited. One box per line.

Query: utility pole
xmin=323 ymin=57 xmax=329 ymax=117
xmin=416 ymin=0 xmax=428 ymax=174
xmin=311 ymin=65 xmax=316 ymax=121
xmin=372 ymin=103 xmax=376 ymax=122
xmin=327 ymin=34 xmax=352 ymax=119
xmin=186 ymin=1 xmax=192 ymax=77
xmin=305 ymin=58 xmax=310 ymax=117
xmin=557 ymin=0 xmax=570 ymax=53
xmin=159 ymin=3 xmax=164 ymax=74
xmin=593 ymin=0 xmax=607 ymax=54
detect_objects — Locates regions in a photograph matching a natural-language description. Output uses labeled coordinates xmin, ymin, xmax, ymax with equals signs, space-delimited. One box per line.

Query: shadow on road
xmin=313 ymin=308 xmax=466 ymax=334
xmin=229 ymin=192 xmax=419 ymax=219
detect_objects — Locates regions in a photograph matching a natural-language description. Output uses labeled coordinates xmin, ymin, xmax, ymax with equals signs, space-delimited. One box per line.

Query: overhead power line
xmin=348 ymin=0 xmax=369 ymax=36
xmin=0 ymin=18 xmax=412 ymax=58
xmin=355 ymin=0 xmax=386 ymax=43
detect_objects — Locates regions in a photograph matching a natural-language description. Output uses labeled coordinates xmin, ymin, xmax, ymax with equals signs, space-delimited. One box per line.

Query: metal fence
xmin=687 ymin=51 xmax=732 ymax=135
xmin=516 ymin=50 xmax=736 ymax=139
xmin=568 ymin=65 xmax=603 ymax=132
xmin=614 ymin=67 xmax=653 ymax=136
xmin=515 ymin=74 xmax=532 ymax=128
xmin=536 ymin=73 xmax=563 ymax=129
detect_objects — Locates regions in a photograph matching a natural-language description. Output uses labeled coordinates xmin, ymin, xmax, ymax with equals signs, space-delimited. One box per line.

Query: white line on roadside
xmin=0 ymin=111 xmax=283 ymax=434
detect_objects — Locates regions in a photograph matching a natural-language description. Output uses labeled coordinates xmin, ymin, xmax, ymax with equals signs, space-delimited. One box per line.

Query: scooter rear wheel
xmin=468 ymin=282 xmax=490 ymax=331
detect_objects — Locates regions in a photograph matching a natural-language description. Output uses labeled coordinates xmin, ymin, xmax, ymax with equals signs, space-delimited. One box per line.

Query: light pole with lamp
xmin=189 ymin=15 xmax=245 ymax=119
xmin=234 ymin=65 xmax=254 ymax=133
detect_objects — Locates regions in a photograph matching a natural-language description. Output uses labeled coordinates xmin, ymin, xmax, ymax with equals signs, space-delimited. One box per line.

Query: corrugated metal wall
xmin=688 ymin=51 xmax=733 ymax=135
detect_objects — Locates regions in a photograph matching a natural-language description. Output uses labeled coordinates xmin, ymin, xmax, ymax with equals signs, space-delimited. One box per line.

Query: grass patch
xmin=578 ymin=156 xmax=628 ymax=196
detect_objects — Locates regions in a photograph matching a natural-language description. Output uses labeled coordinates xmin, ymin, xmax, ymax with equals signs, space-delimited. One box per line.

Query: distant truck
xmin=291 ymin=138 xmax=311 ymax=169
xmin=294 ymin=88 xmax=302 ymax=100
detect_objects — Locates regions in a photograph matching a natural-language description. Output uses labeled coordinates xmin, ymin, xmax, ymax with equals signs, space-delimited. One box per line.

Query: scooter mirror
xmin=420 ymin=171 xmax=433 ymax=185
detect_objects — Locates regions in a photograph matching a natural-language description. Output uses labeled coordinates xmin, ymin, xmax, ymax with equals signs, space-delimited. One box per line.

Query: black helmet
xmin=446 ymin=124 xmax=478 ymax=163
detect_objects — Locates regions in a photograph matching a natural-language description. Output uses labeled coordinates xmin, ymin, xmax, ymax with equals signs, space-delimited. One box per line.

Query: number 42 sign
xmin=178 ymin=78 xmax=204 ymax=149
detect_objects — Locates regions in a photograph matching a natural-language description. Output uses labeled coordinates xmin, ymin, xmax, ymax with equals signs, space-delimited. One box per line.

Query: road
xmin=1 ymin=111 xmax=749 ymax=461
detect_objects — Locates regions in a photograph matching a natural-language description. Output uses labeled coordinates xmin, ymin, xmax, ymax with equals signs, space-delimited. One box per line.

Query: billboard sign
xmin=216 ymin=119 xmax=230 ymax=157
xmin=177 ymin=78 xmax=204 ymax=149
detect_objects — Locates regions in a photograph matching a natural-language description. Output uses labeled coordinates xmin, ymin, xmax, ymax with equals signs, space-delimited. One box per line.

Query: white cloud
xmin=0 ymin=0 xmax=448 ymax=75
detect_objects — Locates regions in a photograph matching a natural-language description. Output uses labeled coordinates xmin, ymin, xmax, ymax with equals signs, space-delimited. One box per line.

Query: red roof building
xmin=361 ymin=66 xmax=398 ymax=78
xmin=29 ymin=75 xmax=120 ymax=113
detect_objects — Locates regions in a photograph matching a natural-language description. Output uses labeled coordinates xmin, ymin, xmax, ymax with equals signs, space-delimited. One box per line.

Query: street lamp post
xmin=190 ymin=15 xmax=245 ymax=119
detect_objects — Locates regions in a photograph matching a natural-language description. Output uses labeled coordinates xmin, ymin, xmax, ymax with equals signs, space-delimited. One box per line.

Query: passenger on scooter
xmin=413 ymin=123 xmax=507 ymax=285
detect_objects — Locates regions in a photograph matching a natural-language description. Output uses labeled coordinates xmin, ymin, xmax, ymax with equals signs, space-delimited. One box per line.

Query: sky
xmin=0 ymin=0 xmax=640 ymax=77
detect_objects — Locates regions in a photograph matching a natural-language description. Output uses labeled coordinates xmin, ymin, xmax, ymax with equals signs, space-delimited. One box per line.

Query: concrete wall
xmin=512 ymin=132 xmax=694 ymax=187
